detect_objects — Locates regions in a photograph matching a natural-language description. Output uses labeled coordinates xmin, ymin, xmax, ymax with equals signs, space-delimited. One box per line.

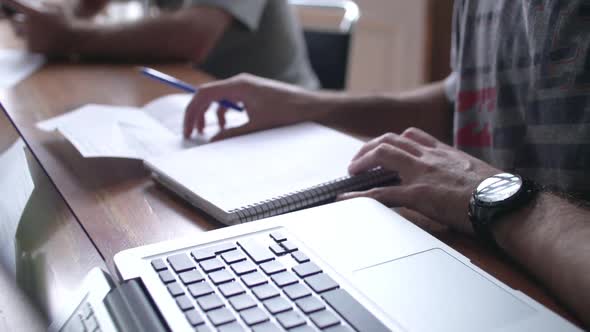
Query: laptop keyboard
xmin=150 ymin=230 xmax=389 ymax=332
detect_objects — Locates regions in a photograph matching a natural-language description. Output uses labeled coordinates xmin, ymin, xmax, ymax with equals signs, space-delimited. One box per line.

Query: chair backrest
xmin=289 ymin=0 xmax=360 ymax=90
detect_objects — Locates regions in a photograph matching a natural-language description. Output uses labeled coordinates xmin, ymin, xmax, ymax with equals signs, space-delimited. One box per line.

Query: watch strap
xmin=468 ymin=196 xmax=504 ymax=251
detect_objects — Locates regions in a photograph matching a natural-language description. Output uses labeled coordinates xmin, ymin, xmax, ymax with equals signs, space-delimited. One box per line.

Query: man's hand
xmin=184 ymin=74 xmax=326 ymax=140
xmin=4 ymin=0 xmax=73 ymax=55
xmin=339 ymin=127 xmax=500 ymax=233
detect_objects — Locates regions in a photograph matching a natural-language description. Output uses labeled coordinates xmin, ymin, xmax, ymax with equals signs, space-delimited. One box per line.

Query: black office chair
xmin=289 ymin=0 xmax=360 ymax=90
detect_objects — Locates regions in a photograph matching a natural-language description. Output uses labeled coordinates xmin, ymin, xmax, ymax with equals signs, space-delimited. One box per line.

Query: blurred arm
xmin=315 ymin=80 xmax=454 ymax=141
xmin=65 ymin=5 xmax=231 ymax=62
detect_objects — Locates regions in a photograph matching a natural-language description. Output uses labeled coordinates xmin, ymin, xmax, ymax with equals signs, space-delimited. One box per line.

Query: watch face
xmin=475 ymin=173 xmax=523 ymax=204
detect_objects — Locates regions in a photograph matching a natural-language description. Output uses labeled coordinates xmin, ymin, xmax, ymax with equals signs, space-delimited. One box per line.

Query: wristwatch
xmin=468 ymin=173 xmax=538 ymax=250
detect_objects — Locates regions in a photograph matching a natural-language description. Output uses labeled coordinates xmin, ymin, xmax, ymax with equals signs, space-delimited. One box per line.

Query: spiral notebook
xmin=144 ymin=122 xmax=399 ymax=225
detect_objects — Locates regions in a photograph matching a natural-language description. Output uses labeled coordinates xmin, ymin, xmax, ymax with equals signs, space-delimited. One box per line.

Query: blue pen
xmin=139 ymin=67 xmax=244 ymax=111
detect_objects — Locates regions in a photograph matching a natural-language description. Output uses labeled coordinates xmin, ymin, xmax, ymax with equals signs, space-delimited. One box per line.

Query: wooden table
xmin=1 ymin=61 xmax=224 ymax=267
xmin=0 ymin=23 xmax=582 ymax=329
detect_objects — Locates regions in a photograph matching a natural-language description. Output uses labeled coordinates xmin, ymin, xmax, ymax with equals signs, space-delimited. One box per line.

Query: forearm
xmin=493 ymin=193 xmax=590 ymax=327
xmin=311 ymin=81 xmax=453 ymax=141
xmin=64 ymin=6 xmax=230 ymax=62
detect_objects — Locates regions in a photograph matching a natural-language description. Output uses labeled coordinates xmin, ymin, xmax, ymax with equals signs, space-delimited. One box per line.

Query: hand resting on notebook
xmin=338 ymin=128 xmax=500 ymax=234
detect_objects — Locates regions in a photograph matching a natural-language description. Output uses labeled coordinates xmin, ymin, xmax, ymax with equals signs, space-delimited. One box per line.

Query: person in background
xmin=3 ymin=0 xmax=319 ymax=89
xmin=182 ymin=1 xmax=590 ymax=327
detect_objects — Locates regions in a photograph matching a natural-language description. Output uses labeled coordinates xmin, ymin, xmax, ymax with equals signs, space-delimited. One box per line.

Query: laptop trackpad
xmin=350 ymin=249 xmax=535 ymax=332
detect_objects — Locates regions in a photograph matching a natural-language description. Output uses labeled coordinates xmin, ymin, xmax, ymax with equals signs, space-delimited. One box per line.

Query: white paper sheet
xmin=0 ymin=49 xmax=45 ymax=88
xmin=0 ymin=139 xmax=35 ymax=275
xmin=42 ymin=104 xmax=181 ymax=160
xmin=36 ymin=94 xmax=249 ymax=160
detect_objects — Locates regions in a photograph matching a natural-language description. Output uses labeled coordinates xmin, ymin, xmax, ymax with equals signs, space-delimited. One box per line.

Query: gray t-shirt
xmin=185 ymin=0 xmax=319 ymax=89
xmin=451 ymin=0 xmax=590 ymax=199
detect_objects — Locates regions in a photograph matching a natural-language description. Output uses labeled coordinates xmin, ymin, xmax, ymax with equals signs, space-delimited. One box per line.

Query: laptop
xmin=2 ymin=105 xmax=580 ymax=332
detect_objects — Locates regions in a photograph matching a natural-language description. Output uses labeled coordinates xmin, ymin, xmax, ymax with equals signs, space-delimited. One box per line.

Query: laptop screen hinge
xmin=104 ymin=278 xmax=169 ymax=332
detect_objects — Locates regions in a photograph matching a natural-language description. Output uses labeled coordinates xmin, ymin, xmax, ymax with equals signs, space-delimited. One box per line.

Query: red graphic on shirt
xmin=456 ymin=122 xmax=492 ymax=147
xmin=457 ymin=88 xmax=496 ymax=113
xmin=455 ymin=87 xmax=496 ymax=148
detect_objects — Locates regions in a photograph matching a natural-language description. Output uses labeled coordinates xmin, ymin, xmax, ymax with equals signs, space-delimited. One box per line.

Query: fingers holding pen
xmin=216 ymin=105 xmax=228 ymax=131
xmin=185 ymin=73 xmax=317 ymax=141
xmin=184 ymin=79 xmax=242 ymax=138
xmin=185 ymin=85 xmax=218 ymax=137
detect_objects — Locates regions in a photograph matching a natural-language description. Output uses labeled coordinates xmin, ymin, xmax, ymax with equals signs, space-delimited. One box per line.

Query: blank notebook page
xmin=146 ymin=122 xmax=364 ymax=213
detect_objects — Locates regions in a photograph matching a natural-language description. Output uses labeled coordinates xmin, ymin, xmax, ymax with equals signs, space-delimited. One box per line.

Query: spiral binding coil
xmin=229 ymin=168 xmax=399 ymax=223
